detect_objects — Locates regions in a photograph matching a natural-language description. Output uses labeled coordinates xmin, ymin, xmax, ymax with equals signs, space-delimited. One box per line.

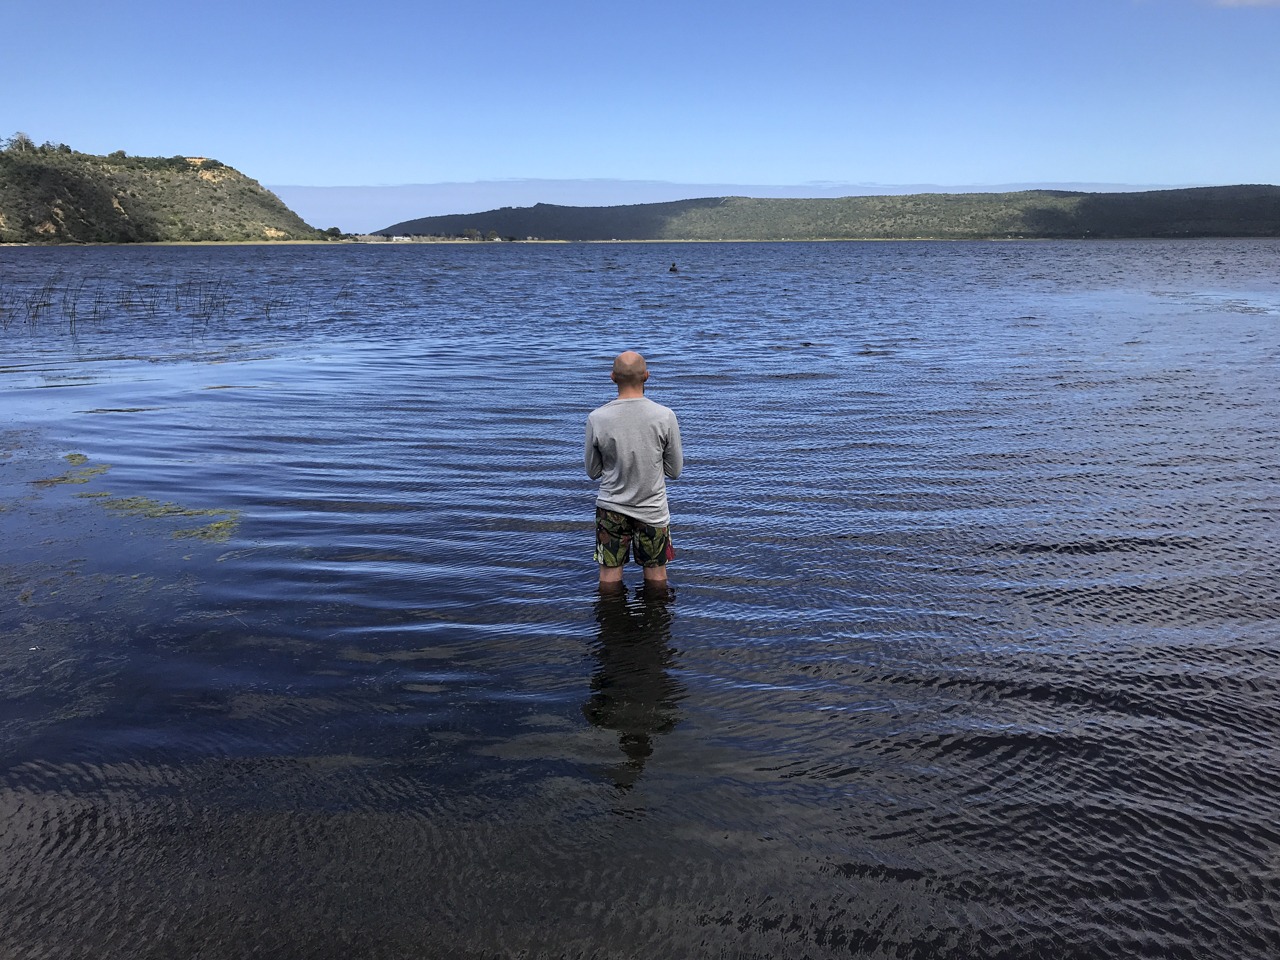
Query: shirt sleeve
xmin=664 ymin=413 xmax=683 ymax=480
xmin=585 ymin=415 xmax=603 ymax=479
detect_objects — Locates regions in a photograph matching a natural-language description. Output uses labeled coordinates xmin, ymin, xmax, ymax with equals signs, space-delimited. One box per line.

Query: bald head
xmin=611 ymin=351 xmax=649 ymax=389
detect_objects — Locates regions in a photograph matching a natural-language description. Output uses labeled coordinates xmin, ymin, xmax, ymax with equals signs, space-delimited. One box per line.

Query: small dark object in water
xmin=669 ymin=263 xmax=678 ymax=273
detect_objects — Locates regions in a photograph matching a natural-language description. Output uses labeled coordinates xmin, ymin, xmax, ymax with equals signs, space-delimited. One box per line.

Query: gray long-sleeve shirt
xmin=585 ymin=396 xmax=683 ymax=526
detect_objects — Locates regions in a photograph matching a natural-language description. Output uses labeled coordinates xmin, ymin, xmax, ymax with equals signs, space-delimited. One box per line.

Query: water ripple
xmin=3 ymin=239 xmax=1280 ymax=958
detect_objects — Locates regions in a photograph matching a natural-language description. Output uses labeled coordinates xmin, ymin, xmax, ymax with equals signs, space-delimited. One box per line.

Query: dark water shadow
xmin=583 ymin=583 xmax=684 ymax=790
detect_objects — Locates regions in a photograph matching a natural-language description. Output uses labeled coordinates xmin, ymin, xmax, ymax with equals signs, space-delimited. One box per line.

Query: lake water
xmin=2 ymin=240 xmax=1279 ymax=959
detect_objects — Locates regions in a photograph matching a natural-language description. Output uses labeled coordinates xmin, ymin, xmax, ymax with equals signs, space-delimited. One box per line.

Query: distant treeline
xmin=0 ymin=133 xmax=325 ymax=243
xmin=378 ymin=186 xmax=1280 ymax=241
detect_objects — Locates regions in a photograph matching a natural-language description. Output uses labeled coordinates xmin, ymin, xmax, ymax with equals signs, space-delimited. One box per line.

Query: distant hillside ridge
xmin=0 ymin=135 xmax=319 ymax=243
xmin=378 ymin=186 xmax=1280 ymax=241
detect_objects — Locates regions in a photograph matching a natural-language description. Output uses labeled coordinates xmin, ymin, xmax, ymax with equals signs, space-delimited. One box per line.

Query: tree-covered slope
xmin=379 ymin=186 xmax=1280 ymax=241
xmin=0 ymin=137 xmax=318 ymax=243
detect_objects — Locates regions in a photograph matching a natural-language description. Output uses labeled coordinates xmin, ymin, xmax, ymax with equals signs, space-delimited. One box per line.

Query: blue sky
xmin=5 ymin=0 xmax=1278 ymax=227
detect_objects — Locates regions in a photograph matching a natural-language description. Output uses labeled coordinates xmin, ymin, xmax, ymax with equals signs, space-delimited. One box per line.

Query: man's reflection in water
xmin=583 ymin=582 xmax=684 ymax=790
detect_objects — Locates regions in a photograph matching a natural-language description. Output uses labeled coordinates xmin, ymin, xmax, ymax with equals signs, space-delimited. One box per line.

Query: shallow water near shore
xmin=3 ymin=239 xmax=1280 ymax=959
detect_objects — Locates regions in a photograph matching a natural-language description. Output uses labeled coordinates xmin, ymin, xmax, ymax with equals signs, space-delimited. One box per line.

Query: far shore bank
xmin=10 ymin=235 xmax=1278 ymax=249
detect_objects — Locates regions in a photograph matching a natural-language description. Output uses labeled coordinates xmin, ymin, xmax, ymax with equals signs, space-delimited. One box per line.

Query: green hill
xmin=379 ymin=186 xmax=1280 ymax=241
xmin=0 ymin=136 xmax=318 ymax=243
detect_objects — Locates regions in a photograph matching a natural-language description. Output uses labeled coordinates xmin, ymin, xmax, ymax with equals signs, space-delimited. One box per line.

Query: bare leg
xmin=598 ymin=564 xmax=624 ymax=585
xmin=642 ymin=565 xmax=668 ymax=584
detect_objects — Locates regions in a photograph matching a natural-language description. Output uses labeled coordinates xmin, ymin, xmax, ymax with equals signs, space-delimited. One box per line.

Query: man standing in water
xmin=586 ymin=351 xmax=683 ymax=586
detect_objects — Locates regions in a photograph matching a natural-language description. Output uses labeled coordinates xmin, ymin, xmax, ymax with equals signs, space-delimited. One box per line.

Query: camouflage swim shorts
xmin=594 ymin=508 xmax=674 ymax=568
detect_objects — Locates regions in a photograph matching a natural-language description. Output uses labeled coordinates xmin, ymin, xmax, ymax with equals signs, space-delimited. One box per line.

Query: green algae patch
xmin=34 ymin=454 xmax=112 ymax=487
xmin=75 ymin=492 xmax=241 ymax=542
xmin=175 ymin=516 xmax=239 ymax=542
